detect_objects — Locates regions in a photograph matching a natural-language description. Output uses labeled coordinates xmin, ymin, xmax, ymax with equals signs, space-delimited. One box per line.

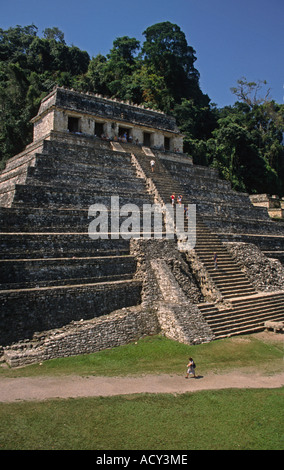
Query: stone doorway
xmin=68 ymin=116 xmax=80 ymax=133
xmin=119 ymin=127 xmax=131 ymax=142
xmin=164 ymin=137 xmax=171 ymax=151
xmin=143 ymin=132 xmax=152 ymax=147
xmin=95 ymin=122 xmax=105 ymax=138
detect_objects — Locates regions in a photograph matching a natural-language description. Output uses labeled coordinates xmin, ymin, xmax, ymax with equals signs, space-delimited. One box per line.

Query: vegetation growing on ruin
xmin=0 ymin=22 xmax=283 ymax=195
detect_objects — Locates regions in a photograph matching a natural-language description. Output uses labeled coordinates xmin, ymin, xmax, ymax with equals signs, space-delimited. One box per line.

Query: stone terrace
xmin=0 ymin=134 xmax=153 ymax=348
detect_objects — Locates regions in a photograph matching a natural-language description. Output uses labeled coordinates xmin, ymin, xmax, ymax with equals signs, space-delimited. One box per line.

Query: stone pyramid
xmin=0 ymin=87 xmax=283 ymax=367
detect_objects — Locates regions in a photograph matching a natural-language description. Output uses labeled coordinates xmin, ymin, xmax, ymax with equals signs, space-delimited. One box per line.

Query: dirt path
xmin=1 ymin=370 xmax=284 ymax=402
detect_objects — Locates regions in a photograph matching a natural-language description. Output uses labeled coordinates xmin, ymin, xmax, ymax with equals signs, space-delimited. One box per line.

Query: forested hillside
xmin=0 ymin=22 xmax=283 ymax=195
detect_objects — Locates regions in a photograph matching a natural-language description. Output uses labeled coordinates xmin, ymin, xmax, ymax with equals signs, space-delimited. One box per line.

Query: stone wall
xmin=0 ymin=280 xmax=142 ymax=346
xmin=225 ymin=242 xmax=284 ymax=292
xmin=150 ymin=259 xmax=213 ymax=344
xmin=33 ymin=109 xmax=54 ymax=142
xmin=129 ymin=239 xmax=213 ymax=345
xmin=3 ymin=305 xmax=159 ymax=368
xmin=130 ymin=238 xmax=203 ymax=306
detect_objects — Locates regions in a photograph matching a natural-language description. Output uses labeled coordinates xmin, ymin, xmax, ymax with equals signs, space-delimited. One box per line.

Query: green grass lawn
xmin=1 ymin=333 xmax=283 ymax=378
xmin=0 ymin=333 xmax=283 ymax=450
xmin=1 ymin=389 xmax=283 ymax=450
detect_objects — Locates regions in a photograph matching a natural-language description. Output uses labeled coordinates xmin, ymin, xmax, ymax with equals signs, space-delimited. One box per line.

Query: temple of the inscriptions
xmin=0 ymin=86 xmax=283 ymax=367
xmin=31 ymin=87 xmax=184 ymax=152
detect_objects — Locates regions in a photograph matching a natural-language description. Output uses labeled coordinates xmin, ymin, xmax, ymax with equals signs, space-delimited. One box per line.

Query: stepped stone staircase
xmin=161 ymin=155 xmax=284 ymax=263
xmin=198 ymin=293 xmax=284 ymax=339
xmin=124 ymin=143 xmax=284 ymax=339
xmin=194 ymin=222 xmax=256 ymax=299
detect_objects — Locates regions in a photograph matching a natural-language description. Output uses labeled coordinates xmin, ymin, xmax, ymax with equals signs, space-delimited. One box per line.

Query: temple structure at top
xmin=31 ymin=87 xmax=184 ymax=153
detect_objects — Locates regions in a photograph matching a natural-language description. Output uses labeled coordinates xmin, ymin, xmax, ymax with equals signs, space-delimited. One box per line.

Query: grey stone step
xmin=0 ymin=279 xmax=142 ymax=346
xmin=0 ymin=233 xmax=131 ymax=259
xmin=12 ymin=183 xmax=152 ymax=208
xmin=204 ymin=303 xmax=284 ymax=322
xmin=0 ymin=255 xmax=137 ymax=289
xmin=198 ymin=292 xmax=284 ymax=338
xmin=210 ymin=311 xmax=284 ymax=336
xmin=0 ymin=205 xmax=158 ymax=232
xmin=0 ymin=272 xmax=135 ymax=290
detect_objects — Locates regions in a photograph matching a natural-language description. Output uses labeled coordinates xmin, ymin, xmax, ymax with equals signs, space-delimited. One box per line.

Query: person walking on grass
xmin=185 ymin=357 xmax=196 ymax=378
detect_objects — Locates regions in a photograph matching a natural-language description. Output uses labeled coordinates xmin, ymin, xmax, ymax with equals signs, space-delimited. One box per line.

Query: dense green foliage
xmin=0 ymin=22 xmax=283 ymax=194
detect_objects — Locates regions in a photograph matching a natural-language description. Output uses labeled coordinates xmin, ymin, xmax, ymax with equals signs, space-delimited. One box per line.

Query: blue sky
xmin=1 ymin=0 xmax=283 ymax=108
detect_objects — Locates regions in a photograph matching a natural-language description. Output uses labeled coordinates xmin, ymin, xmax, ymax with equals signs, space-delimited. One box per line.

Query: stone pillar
xmin=172 ymin=135 xmax=184 ymax=153
xmin=132 ymin=128 xmax=144 ymax=145
xmin=81 ymin=117 xmax=95 ymax=135
xmin=152 ymin=132 xmax=165 ymax=149
xmin=54 ymin=109 xmax=67 ymax=132
xmin=105 ymin=122 xmax=116 ymax=139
